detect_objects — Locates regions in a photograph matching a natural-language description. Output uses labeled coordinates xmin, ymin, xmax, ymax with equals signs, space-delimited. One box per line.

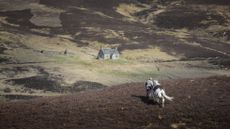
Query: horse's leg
xmin=158 ymin=90 xmax=165 ymax=108
xmin=155 ymin=97 xmax=159 ymax=103
xmin=161 ymin=97 xmax=165 ymax=108
xmin=146 ymin=89 xmax=150 ymax=97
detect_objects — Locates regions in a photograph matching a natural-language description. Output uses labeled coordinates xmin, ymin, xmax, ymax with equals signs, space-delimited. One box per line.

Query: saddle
xmin=152 ymin=85 xmax=161 ymax=92
xmin=148 ymin=85 xmax=161 ymax=99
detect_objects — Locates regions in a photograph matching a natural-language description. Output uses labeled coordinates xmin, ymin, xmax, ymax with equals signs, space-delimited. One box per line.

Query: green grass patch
xmin=99 ymin=68 xmax=158 ymax=79
xmin=52 ymin=55 xmax=92 ymax=66
xmin=98 ymin=58 xmax=132 ymax=65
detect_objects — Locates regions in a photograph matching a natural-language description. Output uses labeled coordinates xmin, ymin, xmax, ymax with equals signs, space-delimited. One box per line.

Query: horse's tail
xmin=161 ymin=89 xmax=174 ymax=101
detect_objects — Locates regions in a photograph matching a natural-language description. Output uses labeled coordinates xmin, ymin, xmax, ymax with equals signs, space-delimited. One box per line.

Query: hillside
xmin=0 ymin=0 xmax=230 ymax=99
xmin=0 ymin=0 xmax=230 ymax=101
xmin=0 ymin=76 xmax=230 ymax=129
xmin=0 ymin=1 xmax=230 ymax=129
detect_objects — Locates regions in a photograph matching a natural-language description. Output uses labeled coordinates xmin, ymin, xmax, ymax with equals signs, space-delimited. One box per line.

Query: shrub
xmin=3 ymin=87 xmax=12 ymax=93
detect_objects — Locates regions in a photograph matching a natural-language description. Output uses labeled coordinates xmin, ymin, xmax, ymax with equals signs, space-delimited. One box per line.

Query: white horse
xmin=148 ymin=86 xmax=174 ymax=107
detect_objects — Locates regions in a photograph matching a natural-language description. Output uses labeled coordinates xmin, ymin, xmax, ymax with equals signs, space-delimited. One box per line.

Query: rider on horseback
xmin=145 ymin=78 xmax=161 ymax=97
xmin=145 ymin=78 xmax=173 ymax=107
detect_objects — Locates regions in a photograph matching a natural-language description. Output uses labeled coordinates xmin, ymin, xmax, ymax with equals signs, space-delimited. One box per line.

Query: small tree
xmin=64 ymin=49 xmax=67 ymax=55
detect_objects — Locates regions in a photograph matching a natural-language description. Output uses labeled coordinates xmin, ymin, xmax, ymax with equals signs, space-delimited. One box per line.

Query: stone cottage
xmin=97 ymin=48 xmax=119 ymax=60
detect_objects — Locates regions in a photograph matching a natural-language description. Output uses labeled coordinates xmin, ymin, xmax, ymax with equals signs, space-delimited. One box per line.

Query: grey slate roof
xmin=100 ymin=48 xmax=119 ymax=55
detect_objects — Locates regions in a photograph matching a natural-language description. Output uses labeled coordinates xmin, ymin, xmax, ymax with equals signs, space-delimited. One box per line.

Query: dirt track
xmin=0 ymin=76 xmax=229 ymax=129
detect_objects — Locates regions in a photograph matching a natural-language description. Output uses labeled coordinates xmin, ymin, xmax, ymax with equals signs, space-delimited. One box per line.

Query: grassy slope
xmin=0 ymin=0 xmax=230 ymax=98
